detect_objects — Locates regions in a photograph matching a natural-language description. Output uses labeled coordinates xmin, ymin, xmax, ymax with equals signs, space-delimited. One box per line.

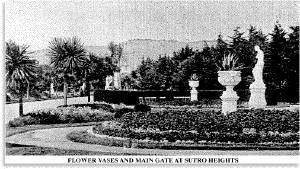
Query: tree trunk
xmin=87 ymin=84 xmax=90 ymax=102
xmin=19 ymin=96 xmax=23 ymax=117
xmin=86 ymin=73 xmax=91 ymax=102
xmin=63 ymin=77 xmax=68 ymax=106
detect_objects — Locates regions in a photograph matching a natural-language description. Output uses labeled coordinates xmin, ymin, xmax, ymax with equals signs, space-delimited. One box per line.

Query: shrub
xmin=121 ymin=108 xmax=299 ymax=133
xmin=8 ymin=107 xmax=114 ymax=127
xmin=92 ymin=124 xmax=300 ymax=144
xmin=58 ymin=103 xmax=114 ymax=112
xmin=114 ymin=108 xmax=134 ymax=118
xmin=8 ymin=117 xmax=26 ymax=127
xmin=134 ymin=104 xmax=151 ymax=112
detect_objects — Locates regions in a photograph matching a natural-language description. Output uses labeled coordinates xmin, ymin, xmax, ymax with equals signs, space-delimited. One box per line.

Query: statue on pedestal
xmin=249 ymin=45 xmax=267 ymax=108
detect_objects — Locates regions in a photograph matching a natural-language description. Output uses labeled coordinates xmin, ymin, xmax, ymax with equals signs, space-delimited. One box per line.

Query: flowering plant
xmin=217 ymin=53 xmax=244 ymax=71
xmin=190 ymin=73 xmax=198 ymax=81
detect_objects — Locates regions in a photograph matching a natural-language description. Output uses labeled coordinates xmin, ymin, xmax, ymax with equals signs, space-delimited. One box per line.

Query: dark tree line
xmin=129 ymin=23 xmax=299 ymax=103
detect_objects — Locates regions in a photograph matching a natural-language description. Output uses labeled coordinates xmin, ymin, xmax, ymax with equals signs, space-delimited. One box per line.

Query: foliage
xmin=8 ymin=107 xmax=114 ymax=127
xmin=108 ymin=41 xmax=123 ymax=69
xmin=6 ymin=40 xmax=38 ymax=116
xmin=135 ymin=58 xmax=161 ymax=90
xmin=93 ymin=118 xmax=299 ymax=144
xmin=6 ymin=41 xmax=38 ymax=96
xmin=57 ymin=103 xmax=114 ymax=112
xmin=217 ymin=53 xmax=244 ymax=71
xmin=89 ymin=108 xmax=299 ymax=144
xmin=49 ymin=37 xmax=86 ymax=74
xmin=120 ymin=108 xmax=299 ymax=133
xmin=264 ymin=23 xmax=299 ymax=103
xmin=131 ymin=24 xmax=298 ymax=103
xmin=48 ymin=37 xmax=86 ymax=105
xmin=114 ymin=108 xmax=135 ymax=118
xmin=134 ymin=104 xmax=151 ymax=112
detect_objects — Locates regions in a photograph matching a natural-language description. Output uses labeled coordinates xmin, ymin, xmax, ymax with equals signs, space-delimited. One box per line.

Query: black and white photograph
xmin=3 ymin=0 xmax=299 ymax=166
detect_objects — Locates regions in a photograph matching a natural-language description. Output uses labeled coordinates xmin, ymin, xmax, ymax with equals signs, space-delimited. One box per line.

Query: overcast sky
xmin=5 ymin=0 xmax=299 ymax=50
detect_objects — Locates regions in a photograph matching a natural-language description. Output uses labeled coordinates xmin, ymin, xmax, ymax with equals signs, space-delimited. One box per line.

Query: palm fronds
xmin=48 ymin=37 xmax=86 ymax=74
xmin=5 ymin=41 xmax=37 ymax=94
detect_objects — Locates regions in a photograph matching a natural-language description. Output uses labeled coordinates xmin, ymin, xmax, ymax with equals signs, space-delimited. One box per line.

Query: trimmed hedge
xmin=8 ymin=107 xmax=114 ymax=127
xmin=94 ymin=90 xmax=224 ymax=105
xmin=94 ymin=89 xmax=292 ymax=105
xmin=134 ymin=104 xmax=151 ymax=112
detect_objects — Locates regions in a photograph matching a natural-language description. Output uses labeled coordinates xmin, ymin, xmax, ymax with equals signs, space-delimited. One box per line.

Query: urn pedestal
xmin=218 ymin=71 xmax=241 ymax=114
xmin=189 ymin=80 xmax=199 ymax=101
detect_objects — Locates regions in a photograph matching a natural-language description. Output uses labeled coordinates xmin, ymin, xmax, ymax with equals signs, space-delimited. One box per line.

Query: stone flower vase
xmin=189 ymin=80 xmax=199 ymax=101
xmin=218 ymin=71 xmax=241 ymax=114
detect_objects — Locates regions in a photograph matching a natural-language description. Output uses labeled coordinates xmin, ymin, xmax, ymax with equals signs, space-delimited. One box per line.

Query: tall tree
xmin=6 ymin=41 xmax=37 ymax=116
xmin=156 ymin=55 xmax=177 ymax=91
xmin=284 ymin=26 xmax=299 ymax=103
xmin=265 ymin=22 xmax=287 ymax=102
xmin=136 ymin=58 xmax=160 ymax=90
xmin=48 ymin=37 xmax=86 ymax=105
xmin=108 ymin=42 xmax=123 ymax=89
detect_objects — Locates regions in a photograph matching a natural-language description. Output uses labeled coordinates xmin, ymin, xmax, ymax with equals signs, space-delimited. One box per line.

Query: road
xmin=5 ymin=96 xmax=94 ymax=124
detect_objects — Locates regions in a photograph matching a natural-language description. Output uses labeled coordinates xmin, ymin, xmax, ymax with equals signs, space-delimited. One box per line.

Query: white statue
xmin=249 ymin=45 xmax=267 ymax=108
xmin=252 ymin=45 xmax=264 ymax=86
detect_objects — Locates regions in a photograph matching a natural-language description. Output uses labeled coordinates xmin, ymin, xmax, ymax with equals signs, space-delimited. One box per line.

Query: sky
xmin=5 ymin=0 xmax=299 ymax=50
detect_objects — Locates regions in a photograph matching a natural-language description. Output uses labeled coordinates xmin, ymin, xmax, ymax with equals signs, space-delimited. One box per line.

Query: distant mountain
xmin=28 ymin=39 xmax=217 ymax=71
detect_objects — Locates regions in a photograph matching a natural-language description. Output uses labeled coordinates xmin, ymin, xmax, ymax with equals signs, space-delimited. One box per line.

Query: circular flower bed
xmin=80 ymin=108 xmax=299 ymax=150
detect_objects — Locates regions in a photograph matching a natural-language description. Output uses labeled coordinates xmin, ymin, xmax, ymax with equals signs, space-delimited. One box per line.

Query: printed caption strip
xmin=5 ymin=156 xmax=299 ymax=165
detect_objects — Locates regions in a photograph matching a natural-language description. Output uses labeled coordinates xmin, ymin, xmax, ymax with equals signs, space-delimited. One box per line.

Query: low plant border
xmin=66 ymin=127 xmax=299 ymax=150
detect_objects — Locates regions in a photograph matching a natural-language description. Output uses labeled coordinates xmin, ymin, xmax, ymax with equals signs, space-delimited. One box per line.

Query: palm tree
xmin=6 ymin=41 xmax=37 ymax=116
xmin=48 ymin=37 xmax=86 ymax=106
xmin=79 ymin=53 xmax=99 ymax=102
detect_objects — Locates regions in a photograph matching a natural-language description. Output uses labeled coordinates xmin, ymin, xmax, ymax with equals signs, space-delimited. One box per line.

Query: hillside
xmin=28 ymin=39 xmax=217 ymax=71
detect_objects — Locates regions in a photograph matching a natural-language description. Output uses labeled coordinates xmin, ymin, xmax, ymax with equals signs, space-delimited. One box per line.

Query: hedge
xmin=8 ymin=107 xmax=114 ymax=127
xmin=94 ymin=89 xmax=293 ymax=105
xmin=57 ymin=103 xmax=114 ymax=112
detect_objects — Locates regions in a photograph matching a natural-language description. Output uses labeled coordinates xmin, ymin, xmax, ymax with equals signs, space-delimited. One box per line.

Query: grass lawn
xmin=6 ymin=122 xmax=136 ymax=155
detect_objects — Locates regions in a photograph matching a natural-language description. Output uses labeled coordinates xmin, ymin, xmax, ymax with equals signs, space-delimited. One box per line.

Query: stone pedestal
xmin=218 ymin=71 xmax=241 ymax=114
xmin=113 ymin=72 xmax=121 ymax=90
xmin=189 ymin=81 xmax=199 ymax=101
xmin=249 ymin=83 xmax=267 ymax=108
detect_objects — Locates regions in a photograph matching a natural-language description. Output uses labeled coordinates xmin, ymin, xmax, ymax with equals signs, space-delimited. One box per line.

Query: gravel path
xmin=5 ymin=96 xmax=94 ymax=123
xmin=5 ymin=126 xmax=299 ymax=156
